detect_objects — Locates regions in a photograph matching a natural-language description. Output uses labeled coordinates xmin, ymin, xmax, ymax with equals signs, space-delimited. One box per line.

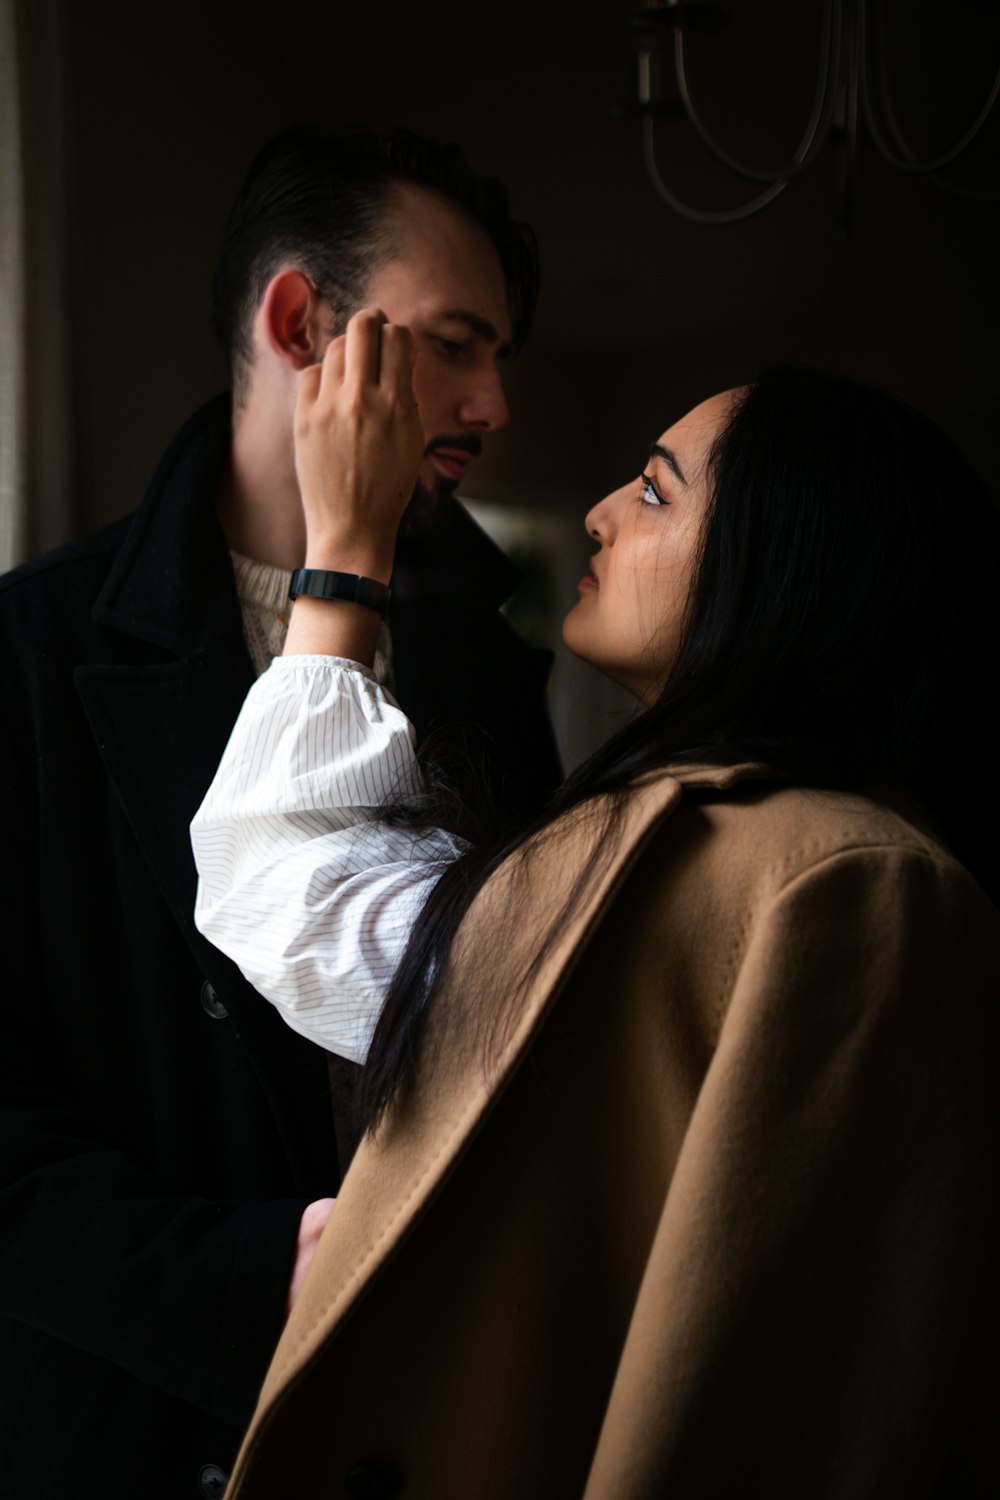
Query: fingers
xmin=294 ymin=308 xmax=420 ymax=514
xmin=304 ymin=309 xmax=412 ymax=409
xmin=296 ymin=358 xmax=323 ymax=407
xmin=343 ymin=307 xmax=387 ymax=392
xmin=380 ymin=323 xmax=416 ymax=404
xmin=297 ymin=336 xmax=343 ymax=427
xmin=314 ymin=329 xmax=346 ymax=399
xmin=337 ymin=308 xmax=414 ymax=396
xmin=301 ymin=1196 xmax=337 ymax=1235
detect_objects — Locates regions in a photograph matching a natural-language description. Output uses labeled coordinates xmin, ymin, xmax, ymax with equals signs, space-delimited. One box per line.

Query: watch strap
xmin=288 ymin=568 xmax=391 ymax=617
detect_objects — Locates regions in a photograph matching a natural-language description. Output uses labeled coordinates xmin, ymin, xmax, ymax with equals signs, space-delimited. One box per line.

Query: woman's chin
xmin=561 ymin=603 xmax=592 ymax=662
xmin=562 ymin=611 xmax=611 ymax=680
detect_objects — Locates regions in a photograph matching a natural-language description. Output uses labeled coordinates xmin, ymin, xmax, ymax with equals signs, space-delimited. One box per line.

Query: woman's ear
xmin=257 ymin=269 xmax=331 ymax=370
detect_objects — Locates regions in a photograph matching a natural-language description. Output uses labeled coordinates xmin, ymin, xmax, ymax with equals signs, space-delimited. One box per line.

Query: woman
xmin=192 ymin=312 xmax=1000 ymax=1499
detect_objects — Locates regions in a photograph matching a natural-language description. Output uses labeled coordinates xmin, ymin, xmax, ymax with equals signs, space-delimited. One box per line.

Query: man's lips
xmin=428 ymin=449 xmax=473 ymax=482
xmin=426 ymin=436 xmax=483 ymax=484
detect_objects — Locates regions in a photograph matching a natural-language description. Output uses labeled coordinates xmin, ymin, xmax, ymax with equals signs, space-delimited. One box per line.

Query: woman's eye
xmin=639 ymin=473 xmax=667 ymax=506
xmin=438 ymin=337 xmax=467 ymax=358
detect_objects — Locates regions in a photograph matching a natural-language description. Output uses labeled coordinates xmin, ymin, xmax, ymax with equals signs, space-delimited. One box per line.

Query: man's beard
xmin=397 ymin=434 xmax=482 ymax=537
xmin=396 ymin=477 xmax=452 ymax=539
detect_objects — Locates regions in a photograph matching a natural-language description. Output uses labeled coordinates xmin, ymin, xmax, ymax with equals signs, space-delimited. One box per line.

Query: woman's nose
xmin=585 ymin=487 xmax=620 ymax=543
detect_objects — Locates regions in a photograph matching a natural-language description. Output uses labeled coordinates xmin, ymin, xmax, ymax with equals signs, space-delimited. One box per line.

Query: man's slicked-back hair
xmin=212 ymin=125 xmax=539 ymax=405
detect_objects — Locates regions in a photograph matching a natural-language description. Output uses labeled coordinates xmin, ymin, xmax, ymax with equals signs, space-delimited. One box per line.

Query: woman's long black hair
xmin=360 ymin=367 xmax=1000 ymax=1131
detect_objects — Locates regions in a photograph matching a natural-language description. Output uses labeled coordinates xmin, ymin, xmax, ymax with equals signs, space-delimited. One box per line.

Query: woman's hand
xmin=293 ymin=307 xmax=424 ymax=583
xmin=286 ymin=1196 xmax=336 ymax=1317
xmin=285 ymin=308 xmax=424 ymax=663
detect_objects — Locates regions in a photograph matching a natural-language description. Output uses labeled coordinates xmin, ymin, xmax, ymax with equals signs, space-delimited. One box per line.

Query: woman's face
xmin=562 ymin=391 xmax=734 ymax=704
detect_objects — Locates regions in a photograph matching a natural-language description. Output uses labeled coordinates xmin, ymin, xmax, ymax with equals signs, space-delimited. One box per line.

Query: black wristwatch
xmin=288 ymin=568 xmax=391 ymax=618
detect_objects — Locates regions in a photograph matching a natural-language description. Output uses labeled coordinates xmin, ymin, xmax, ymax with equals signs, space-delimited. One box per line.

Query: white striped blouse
xmin=191 ymin=656 xmax=467 ymax=1063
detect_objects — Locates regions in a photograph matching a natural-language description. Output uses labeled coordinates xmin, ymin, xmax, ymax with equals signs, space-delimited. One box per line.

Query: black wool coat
xmin=0 ymin=398 xmax=560 ymax=1500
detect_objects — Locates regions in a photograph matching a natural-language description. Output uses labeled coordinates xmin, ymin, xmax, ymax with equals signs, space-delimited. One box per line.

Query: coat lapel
xmin=73 ymin=397 xmax=255 ymax=975
xmin=389 ymin=499 xmax=547 ymax=736
xmin=240 ymin=771 xmax=701 ymax=1445
xmin=238 ymin=757 xmax=780 ymax=1465
xmin=389 ymin=498 xmax=561 ymax=821
xmin=390 ymin=498 xmax=521 ymax=700
xmin=71 ymin=398 xmax=345 ymax=1182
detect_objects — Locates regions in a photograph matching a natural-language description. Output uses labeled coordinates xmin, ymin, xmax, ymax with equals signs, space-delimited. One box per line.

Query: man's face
xmin=358 ymin=183 xmax=513 ymax=511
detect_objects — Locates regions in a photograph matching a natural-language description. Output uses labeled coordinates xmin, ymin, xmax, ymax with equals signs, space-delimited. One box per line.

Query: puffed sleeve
xmin=191 ymin=655 xmax=466 ymax=1063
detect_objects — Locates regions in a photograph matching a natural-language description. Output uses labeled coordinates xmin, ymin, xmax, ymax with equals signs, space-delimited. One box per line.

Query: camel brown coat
xmin=226 ymin=761 xmax=999 ymax=1499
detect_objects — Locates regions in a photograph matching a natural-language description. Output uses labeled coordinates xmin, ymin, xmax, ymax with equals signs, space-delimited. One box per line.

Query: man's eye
xmin=438 ymin=338 xmax=467 ymax=357
xmin=639 ymin=474 xmax=667 ymax=506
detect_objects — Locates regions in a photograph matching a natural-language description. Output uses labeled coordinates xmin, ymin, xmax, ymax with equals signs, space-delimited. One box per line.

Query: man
xmin=0 ymin=127 xmax=559 ymax=1499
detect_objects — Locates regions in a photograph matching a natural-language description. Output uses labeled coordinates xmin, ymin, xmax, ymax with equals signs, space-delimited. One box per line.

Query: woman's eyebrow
xmin=649 ymin=442 xmax=688 ymax=486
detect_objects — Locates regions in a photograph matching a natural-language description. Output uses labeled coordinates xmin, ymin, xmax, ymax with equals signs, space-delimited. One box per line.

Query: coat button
xmin=344 ymin=1461 xmax=402 ymax=1499
xmin=198 ymin=1463 xmax=229 ymax=1497
xmin=200 ymin=981 xmax=229 ymax=1020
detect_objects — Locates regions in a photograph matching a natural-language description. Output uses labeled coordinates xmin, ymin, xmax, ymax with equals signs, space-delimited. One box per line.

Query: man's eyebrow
xmin=649 ymin=442 xmax=688 ymax=486
xmin=440 ymin=308 xmax=511 ymax=356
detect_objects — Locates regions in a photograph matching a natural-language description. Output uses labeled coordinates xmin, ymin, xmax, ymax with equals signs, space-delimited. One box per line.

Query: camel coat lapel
xmin=228 ymin=760 xmax=770 ymax=1492
xmin=253 ymin=779 xmax=678 ymax=1363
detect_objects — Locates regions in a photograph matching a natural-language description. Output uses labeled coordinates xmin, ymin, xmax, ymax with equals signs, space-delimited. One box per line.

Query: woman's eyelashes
xmin=639 ymin=473 xmax=669 ymax=507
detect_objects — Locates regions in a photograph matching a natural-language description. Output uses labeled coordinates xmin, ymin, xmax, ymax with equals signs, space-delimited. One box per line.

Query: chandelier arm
xmin=671 ymin=0 xmax=840 ymax=184
xmin=835 ymin=0 xmax=862 ymax=238
xmin=870 ymin=0 xmax=919 ymax=161
xmin=860 ymin=0 xmax=1000 ymax=174
xmin=642 ymin=116 xmax=790 ymax=223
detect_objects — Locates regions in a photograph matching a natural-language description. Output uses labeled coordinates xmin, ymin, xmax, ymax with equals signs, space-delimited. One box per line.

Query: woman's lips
xmin=578 ymin=561 xmax=599 ymax=592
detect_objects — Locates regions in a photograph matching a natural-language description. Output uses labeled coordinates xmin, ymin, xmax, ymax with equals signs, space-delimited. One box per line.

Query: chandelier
xmin=633 ymin=0 xmax=1000 ymax=226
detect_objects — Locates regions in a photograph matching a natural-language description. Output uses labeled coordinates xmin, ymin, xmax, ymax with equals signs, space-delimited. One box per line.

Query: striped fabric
xmin=192 ymin=656 xmax=466 ymax=1063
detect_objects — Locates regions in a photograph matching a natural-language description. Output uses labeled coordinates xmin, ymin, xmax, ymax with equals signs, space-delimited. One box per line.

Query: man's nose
xmin=457 ymin=366 xmax=509 ymax=432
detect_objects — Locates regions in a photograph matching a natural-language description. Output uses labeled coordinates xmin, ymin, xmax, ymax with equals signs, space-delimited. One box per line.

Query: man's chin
xmin=398 ymin=476 xmax=459 ymax=535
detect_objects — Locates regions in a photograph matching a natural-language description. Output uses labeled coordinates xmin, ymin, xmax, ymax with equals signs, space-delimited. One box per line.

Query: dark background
xmin=61 ymin=0 xmax=999 ymax=529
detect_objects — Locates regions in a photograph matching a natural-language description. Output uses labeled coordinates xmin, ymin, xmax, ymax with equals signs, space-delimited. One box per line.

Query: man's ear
xmin=257 ymin=269 xmax=331 ymax=370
